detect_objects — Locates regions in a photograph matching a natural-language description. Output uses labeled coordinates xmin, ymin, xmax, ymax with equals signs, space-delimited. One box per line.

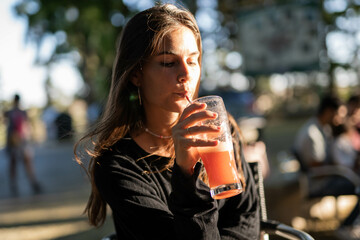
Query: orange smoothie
xmin=193 ymin=96 xmax=242 ymax=199
xmin=198 ymin=143 xmax=240 ymax=190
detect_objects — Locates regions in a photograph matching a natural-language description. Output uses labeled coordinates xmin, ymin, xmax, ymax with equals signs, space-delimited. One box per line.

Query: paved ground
xmin=0 ymin=137 xmax=347 ymax=239
xmin=0 ymin=140 xmax=114 ymax=240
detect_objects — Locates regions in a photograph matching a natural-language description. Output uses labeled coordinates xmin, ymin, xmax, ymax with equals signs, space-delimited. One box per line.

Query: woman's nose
xmin=177 ymin=60 xmax=190 ymax=83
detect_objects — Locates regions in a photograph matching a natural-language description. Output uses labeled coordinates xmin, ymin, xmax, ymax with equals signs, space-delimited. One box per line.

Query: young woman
xmin=75 ymin=3 xmax=260 ymax=239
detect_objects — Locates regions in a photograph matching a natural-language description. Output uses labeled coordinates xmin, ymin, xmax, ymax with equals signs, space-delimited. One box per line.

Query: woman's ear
xmin=131 ymin=70 xmax=141 ymax=87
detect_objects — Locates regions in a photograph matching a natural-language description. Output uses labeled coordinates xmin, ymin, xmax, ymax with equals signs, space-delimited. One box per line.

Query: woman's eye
xmin=188 ymin=61 xmax=197 ymax=66
xmin=160 ymin=62 xmax=175 ymax=67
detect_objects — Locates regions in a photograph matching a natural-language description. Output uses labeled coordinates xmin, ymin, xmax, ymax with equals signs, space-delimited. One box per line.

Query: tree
xmin=15 ymin=0 xmax=134 ymax=105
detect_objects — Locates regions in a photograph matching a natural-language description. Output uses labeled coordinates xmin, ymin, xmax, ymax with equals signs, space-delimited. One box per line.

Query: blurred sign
xmin=238 ymin=2 xmax=324 ymax=75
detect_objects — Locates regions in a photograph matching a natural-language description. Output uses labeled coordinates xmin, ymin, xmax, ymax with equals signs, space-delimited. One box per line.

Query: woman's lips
xmin=175 ymin=92 xmax=188 ymax=98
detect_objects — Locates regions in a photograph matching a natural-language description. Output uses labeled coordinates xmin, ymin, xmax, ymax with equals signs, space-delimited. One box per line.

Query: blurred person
xmin=331 ymin=95 xmax=360 ymax=172
xmin=331 ymin=118 xmax=359 ymax=171
xmin=346 ymin=94 xmax=360 ymax=152
xmin=293 ymin=94 xmax=360 ymax=239
xmin=293 ymin=94 xmax=342 ymax=168
xmin=4 ymin=94 xmax=41 ymax=195
xmin=74 ymin=4 xmax=260 ymax=239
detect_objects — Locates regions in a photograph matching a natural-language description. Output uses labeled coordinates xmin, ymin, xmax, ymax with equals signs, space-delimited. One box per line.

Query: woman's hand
xmin=172 ymin=102 xmax=220 ymax=176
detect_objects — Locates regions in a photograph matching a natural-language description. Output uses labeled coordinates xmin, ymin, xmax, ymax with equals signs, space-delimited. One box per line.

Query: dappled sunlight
xmin=0 ymin=203 xmax=85 ymax=225
xmin=291 ymin=195 xmax=358 ymax=232
xmin=0 ymin=200 xmax=93 ymax=240
xmin=1 ymin=1 xmax=360 ymax=239
xmin=337 ymin=195 xmax=358 ymax=219
xmin=310 ymin=196 xmax=337 ymax=220
xmin=292 ymin=216 xmax=339 ymax=232
xmin=0 ymin=220 xmax=91 ymax=240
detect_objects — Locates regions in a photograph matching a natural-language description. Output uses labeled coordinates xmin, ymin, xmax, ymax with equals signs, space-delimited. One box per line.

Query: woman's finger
xmin=178 ymin=136 xmax=219 ymax=149
xmin=172 ymin=113 xmax=217 ymax=139
xmin=179 ymin=110 xmax=218 ymax=130
xmin=185 ymin=125 xmax=221 ymax=137
xmin=179 ymin=102 xmax=206 ymax=121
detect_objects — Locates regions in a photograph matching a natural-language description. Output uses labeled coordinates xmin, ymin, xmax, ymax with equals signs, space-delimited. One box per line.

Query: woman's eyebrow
xmin=156 ymin=51 xmax=200 ymax=56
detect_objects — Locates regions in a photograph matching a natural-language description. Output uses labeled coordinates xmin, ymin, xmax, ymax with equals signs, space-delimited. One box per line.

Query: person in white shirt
xmin=293 ymin=94 xmax=341 ymax=169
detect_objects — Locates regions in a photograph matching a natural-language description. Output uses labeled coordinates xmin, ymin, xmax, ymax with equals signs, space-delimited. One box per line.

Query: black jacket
xmin=94 ymin=137 xmax=260 ymax=239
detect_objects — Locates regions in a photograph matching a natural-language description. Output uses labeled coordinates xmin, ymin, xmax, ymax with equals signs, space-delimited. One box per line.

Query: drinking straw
xmin=186 ymin=95 xmax=192 ymax=104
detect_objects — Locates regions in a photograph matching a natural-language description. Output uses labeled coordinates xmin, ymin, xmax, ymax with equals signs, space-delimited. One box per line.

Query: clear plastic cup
xmin=194 ymin=95 xmax=243 ymax=199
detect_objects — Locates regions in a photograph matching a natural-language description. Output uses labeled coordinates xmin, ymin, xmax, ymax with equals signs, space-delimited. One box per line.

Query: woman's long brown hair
xmin=74 ymin=3 xmax=203 ymax=227
xmin=74 ymin=3 xmax=246 ymax=228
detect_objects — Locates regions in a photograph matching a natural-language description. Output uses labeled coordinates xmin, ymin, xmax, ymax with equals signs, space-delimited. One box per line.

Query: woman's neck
xmin=132 ymin=108 xmax=178 ymax=157
xmin=144 ymin=107 xmax=179 ymax=137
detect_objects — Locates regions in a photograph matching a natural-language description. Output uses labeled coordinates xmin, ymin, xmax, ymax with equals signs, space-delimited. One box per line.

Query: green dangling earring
xmin=129 ymin=87 xmax=142 ymax=106
xmin=129 ymin=92 xmax=138 ymax=102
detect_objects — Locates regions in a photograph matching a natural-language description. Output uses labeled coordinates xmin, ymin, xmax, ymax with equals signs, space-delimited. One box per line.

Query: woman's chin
xmin=177 ymin=100 xmax=188 ymax=111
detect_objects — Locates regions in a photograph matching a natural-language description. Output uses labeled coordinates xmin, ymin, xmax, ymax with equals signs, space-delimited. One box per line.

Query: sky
xmin=0 ymin=0 xmax=83 ymax=109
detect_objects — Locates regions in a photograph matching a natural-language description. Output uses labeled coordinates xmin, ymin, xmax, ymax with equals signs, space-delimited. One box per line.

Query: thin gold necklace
xmin=144 ymin=127 xmax=172 ymax=139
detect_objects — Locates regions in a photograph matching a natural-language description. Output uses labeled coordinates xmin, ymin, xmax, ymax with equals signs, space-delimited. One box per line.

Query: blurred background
xmin=1 ymin=0 xmax=360 ymax=239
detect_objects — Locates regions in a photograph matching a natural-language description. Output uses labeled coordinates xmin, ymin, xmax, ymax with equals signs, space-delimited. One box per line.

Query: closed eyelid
xmin=151 ymin=51 xmax=200 ymax=67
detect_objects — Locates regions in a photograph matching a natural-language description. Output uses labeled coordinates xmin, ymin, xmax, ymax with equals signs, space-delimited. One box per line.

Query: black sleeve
xmin=170 ymin=159 xmax=260 ymax=240
xmin=95 ymin=155 xmax=221 ymax=240
xmin=169 ymin=162 xmax=221 ymax=239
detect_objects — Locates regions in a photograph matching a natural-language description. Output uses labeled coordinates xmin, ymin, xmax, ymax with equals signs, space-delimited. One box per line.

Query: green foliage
xmin=15 ymin=0 xmax=137 ymax=103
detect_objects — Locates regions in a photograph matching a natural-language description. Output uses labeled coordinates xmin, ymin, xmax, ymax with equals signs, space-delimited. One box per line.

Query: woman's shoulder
xmin=93 ymin=137 xmax=171 ymax=191
xmin=96 ymin=137 xmax=146 ymax=167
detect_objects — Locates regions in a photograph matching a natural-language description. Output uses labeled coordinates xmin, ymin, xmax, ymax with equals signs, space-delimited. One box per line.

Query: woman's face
xmin=137 ymin=26 xmax=201 ymax=115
